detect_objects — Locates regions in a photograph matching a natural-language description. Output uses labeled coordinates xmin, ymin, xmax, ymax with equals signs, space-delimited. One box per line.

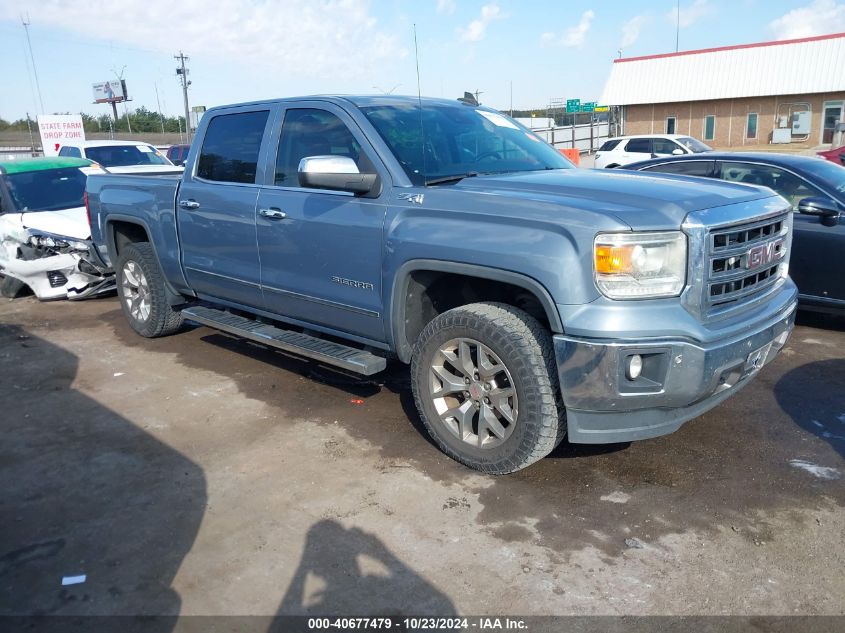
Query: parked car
xmin=57 ymin=140 xmax=183 ymax=175
xmin=594 ymin=134 xmax=712 ymax=169
xmin=86 ymin=95 xmax=796 ymax=473
xmin=623 ymin=152 xmax=844 ymax=313
xmin=818 ymin=145 xmax=845 ymax=166
xmin=0 ymin=157 xmax=114 ymax=300
xmin=166 ymin=144 xmax=191 ymax=167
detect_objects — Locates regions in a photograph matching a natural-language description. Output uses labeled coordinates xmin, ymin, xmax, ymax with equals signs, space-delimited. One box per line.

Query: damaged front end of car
xmin=0 ymin=222 xmax=115 ymax=301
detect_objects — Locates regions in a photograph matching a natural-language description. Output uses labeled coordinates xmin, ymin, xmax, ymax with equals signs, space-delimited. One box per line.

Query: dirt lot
xmin=1 ymin=295 xmax=843 ymax=620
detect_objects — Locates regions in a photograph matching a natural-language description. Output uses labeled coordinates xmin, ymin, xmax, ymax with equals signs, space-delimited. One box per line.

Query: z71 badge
xmin=331 ymin=276 xmax=374 ymax=290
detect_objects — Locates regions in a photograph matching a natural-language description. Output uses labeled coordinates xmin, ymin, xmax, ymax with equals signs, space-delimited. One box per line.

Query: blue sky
xmin=0 ymin=0 xmax=843 ymax=121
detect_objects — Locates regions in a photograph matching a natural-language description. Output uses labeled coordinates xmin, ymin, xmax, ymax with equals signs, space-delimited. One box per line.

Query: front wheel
xmin=115 ymin=242 xmax=183 ymax=338
xmin=0 ymin=275 xmax=26 ymax=299
xmin=411 ymin=302 xmax=566 ymax=474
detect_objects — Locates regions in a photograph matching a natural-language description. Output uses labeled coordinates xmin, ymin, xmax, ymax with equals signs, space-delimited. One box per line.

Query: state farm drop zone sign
xmin=36 ymin=115 xmax=86 ymax=156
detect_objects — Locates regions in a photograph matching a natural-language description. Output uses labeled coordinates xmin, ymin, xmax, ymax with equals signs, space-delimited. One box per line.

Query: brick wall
xmin=622 ymin=92 xmax=845 ymax=148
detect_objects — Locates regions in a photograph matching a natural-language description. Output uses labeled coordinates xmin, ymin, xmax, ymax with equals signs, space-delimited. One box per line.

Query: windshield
xmin=677 ymin=137 xmax=711 ymax=153
xmin=805 ymin=158 xmax=845 ymax=196
xmin=85 ymin=145 xmax=171 ymax=167
xmin=360 ymin=104 xmax=572 ymax=185
xmin=3 ymin=167 xmax=87 ymax=212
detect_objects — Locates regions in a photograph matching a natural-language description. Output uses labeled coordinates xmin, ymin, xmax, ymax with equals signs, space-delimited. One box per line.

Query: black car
xmin=623 ymin=152 xmax=845 ymax=314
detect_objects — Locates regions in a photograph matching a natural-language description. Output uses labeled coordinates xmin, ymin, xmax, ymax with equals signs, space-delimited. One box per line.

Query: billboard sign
xmin=37 ymin=115 xmax=86 ymax=156
xmin=92 ymin=80 xmax=126 ymax=103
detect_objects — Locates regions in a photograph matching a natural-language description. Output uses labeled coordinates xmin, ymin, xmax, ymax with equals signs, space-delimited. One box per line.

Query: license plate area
xmin=743 ymin=341 xmax=774 ymax=375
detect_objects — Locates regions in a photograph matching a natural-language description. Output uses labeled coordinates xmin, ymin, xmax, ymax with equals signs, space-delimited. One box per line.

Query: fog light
xmin=626 ymin=354 xmax=643 ymax=380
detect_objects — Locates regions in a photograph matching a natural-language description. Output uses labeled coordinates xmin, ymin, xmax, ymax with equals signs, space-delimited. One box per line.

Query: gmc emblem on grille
xmin=745 ymin=238 xmax=783 ymax=270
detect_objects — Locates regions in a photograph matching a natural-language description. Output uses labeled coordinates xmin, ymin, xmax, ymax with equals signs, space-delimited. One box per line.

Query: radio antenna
xmin=414 ymin=23 xmax=428 ymax=185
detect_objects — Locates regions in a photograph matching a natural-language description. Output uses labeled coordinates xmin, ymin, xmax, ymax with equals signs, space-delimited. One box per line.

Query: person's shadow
xmin=274 ymin=520 xmax=456 ymax=624
xmin=0 ymin=324 xmax=206 ymax=631
xmin=775 ymin=358 xmax=845 ymax=460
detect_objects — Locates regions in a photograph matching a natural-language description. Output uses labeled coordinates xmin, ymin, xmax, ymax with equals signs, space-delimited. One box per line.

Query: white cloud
xmin=437 ymin=0 xmax=456 ymax=14
xmin=540 ymin=10 xmax=595 ymax=48
xmin=459 ymin=3 xmax=505 ymax=42
xmin=769 ymin=0 xmax=845 ymax=39
xmin=0 ymin=0 xmax=406 ymax=79
xmin=666 ymin=0 xmax=711 ymax=28
xmin=621 ymin=15 xmax=650 ymax=48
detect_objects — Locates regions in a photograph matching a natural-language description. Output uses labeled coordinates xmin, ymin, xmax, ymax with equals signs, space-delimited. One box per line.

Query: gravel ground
xmin=0 ymin=295 xmax=843 ymax=620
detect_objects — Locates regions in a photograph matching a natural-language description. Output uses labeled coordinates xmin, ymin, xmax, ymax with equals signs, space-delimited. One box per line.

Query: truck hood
xmin=452 ymin=168 xmax=778 ymax=230
xmin=19 ymin=207 xmax=90 ymax=241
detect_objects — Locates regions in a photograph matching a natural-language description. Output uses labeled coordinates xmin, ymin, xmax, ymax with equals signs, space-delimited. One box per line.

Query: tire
xmin=411 ymin=302 xmax=566 ymax=474
xmin=0 ymin=274 xmax=26 ymax=299
xmin=115 ymin=242 xmax=183 ymax=338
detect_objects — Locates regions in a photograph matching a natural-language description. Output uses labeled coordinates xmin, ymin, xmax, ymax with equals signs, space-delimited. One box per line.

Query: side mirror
xmin=297 ymin=156 xmax=378 ymax=195
xmin=672 ymin=148 xmax=684 ymax=155
xmin=798 ymin=196 xmax=841 ymax=227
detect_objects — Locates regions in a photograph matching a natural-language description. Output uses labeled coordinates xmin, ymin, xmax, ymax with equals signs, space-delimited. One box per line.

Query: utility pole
xmin=473 ymin=89 xmax=483 ymax=105
xmin=175 ymin=51 xmax=192 ymax=143
xmin=509 ymin=81 xmax=513 ymax=117
xmin=675 ymin=0 xmax=680 ymax=52
xmin=154 ymin=82 xmax=166 ymax=134
xmin=112 ymin=66 xmax=132 ymax=134
xmin=21 ymin=14 xmax=45 ymax=113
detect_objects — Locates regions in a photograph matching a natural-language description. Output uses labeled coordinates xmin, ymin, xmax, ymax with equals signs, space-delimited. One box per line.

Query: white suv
xmin=594 ymin=134 xmax=711 ymax=169
xmin=57 ymin=140 xmax=184 ymax=175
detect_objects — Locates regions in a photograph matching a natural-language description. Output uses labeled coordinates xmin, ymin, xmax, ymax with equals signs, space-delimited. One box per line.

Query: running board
xmin=181 ymin=306 xmax=387 ymax=376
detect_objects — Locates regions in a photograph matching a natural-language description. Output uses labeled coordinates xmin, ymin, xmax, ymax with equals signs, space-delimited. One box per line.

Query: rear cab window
xmin=196 ymin=110 xmax=270 ymax=184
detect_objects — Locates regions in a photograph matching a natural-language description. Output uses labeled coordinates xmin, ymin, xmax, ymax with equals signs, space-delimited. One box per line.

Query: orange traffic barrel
xmin=559 ymin=148 xmax=580 ymax=165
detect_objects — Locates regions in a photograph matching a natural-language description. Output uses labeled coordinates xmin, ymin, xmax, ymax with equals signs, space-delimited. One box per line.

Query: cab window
xmin=58 ymin=146 xmax=81 ymax=158
xmin=274 ymin=108 xmax=366 ymax=187
xmin=196 ymin=110 xmax=270 ymax=184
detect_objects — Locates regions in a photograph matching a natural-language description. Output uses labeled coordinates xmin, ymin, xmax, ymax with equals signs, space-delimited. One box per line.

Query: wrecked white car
xmin=0 ymin=157 xmax=115 ymax=300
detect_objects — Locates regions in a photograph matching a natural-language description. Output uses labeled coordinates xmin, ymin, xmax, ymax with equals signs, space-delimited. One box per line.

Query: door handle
xmin=179 ymin=199 xmax=200 ymax=210
xmin=259 ymin=207 xmax=287 ymax=220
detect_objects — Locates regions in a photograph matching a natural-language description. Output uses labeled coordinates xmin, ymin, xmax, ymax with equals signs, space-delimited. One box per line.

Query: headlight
xmin=594 ymin=231 xmax=687 ymax=299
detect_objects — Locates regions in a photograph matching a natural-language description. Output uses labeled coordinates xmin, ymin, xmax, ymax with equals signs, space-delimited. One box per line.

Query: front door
xmin=177 ymin=108 xmax=272 ymax=308
xmin=821 ymin=102 xmax=844 ymax=145
xmin=255 ymin=104 xmax=387 ymax=342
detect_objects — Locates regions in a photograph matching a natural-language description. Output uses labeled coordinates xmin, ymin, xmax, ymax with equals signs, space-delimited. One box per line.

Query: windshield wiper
xmin=424 ymin=171 xmax=478 ymax=186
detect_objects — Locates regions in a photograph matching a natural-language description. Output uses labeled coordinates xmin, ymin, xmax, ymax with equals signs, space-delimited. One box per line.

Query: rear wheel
xmin=411 ymin=302 xmax=566 ymax=474
xmin=116 ymin=242 xmax=183 ymax=338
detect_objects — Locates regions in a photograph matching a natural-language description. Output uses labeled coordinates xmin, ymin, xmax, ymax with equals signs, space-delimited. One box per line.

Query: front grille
xmin=705 ymin=213 xmax=789 ymax=312
xmin=47 ymin=270 xmax=68 ymax=288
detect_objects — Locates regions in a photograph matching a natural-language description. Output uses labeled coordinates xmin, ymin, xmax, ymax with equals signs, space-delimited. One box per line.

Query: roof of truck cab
xmin=60 ymin=140 xmax=158 ymax=148
xmin=0 ymin=156 xmax=92 ymax=175
xmin=206 ymin=94 xmax=490 ymax=111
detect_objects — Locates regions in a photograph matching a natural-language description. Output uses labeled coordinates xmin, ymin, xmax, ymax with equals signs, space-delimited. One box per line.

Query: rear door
xmin=254 ymin=102 xmax=388 ymax=342
xmin=621 ymin=138 xmax=653 ymax=164
xmin=176 ymin=106 xmax=273 ymax=308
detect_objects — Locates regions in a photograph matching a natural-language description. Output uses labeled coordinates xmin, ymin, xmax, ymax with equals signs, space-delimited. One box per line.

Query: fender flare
xmin=389 ymin=259 xmax=563 ymax=363
xmin=104 ymin=215 xmax=189 ymax=306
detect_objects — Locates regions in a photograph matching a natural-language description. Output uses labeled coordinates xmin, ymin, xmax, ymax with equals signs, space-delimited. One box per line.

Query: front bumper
xmin=554 ymin=300 xmax=796 ymax=444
